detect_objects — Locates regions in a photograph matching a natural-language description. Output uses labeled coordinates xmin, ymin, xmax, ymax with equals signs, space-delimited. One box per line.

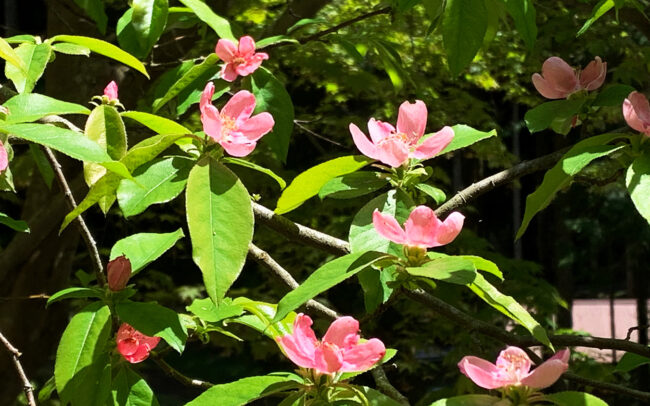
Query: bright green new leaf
xmin=0 ymin=37 xmax=26 ymax=72
xmin=275 ymin=155 xmax=374 ymax=214
xmin=117 ymin=0 xmax=169 ymax=59
xmin=178 ymin=0 xmax=235 ymax=40
xmin=517 ymin=133 xmax=628 ymax=238
xmin=116 ymin=301 xmax=188 ymax=353
xmin=4 ymin=35 xmax=37 ymax=44
xmin=544 ymin=391 xmax=608 ymax=406
xmin=0 ymin=212 xmax=29 ymax=232
xmin=83 ymin=105 xmax=128 ymax=187
xmin=5 ymin=42 xmax=52 ymax=93
xmin=273 ymin=251 xmax=391 ymax=322
xmin=3 ymin=93 xmax=90 ymax=123
xmin=186 ymin=158 xmax=254 ymax=304
xmin=435 ymin=124 xmax=497 ymax=156
xmin=186 ymin=374 xmax=301 ymax=406
xmin=111 ymin=366 xmax=160 ymax=406
xmin=46 ymin=287 xmax=103 ymax=307
xmin=52 ymin=42 xmax=91 ymax=56
xmin=187 ymin=297 xmax=244 ymax=323
xmin=318 ymin=171 xmax=387 ymax=200
xmin=459 ymin=255 xmax=503 ymax=280
xmin=110 ymin=229 xmax=185 ymax=275
xmin=73 ymin=0 xmax=108 ymax=34
xmin=121 ymin=111 xmax=191 ymax=135
xmin=577 ymin=0 xmax=615 ymax=36
xmin=430 ymin=394 xmax=504 ymax=405
xmin=524 ymin=99 xmax=585 ymax=133
xmin=255 ymin=36 xmax=300 ymax=48
xmin=442 ymin=0 xmax=488 ymax=76
xmin=415 ymin=183 xmax=446 ymax=205
xmin=503 ymin=0 xmax=537 ymax=50
xmin=407 ymin=256 xmax=477 ymax=285
xmin=233 ymin=299 xmax=298 ymax=339
xmin=223 ymin=157 xmax=286 ymax=189
xmin=626 ymin=152 xmax=650 ymax=225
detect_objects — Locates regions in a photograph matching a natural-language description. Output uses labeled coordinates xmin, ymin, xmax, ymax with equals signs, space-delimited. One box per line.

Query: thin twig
xmin=626 ymin=325 xmax=649 ymax=341
xmin=0 ymin=331 xmax=36 ymax=406
xmin=370 ymin=367 xmax=410 ymax=405
xmin=294 ymin=120 xmax=345 ymax=147
xmin=150 ymin=352 xmax=213 ymax=389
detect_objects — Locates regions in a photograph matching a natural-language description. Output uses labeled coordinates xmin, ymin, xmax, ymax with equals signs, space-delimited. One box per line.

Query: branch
xmin=562 ymin=372 xmax=650 ymax=403
xmin=150 ymin=352 xmax=213 ymax=390
xmin=0 ymin=331 xmax=36 ymax=406
xmin=370 ymin=367 xmax=410 ymax=405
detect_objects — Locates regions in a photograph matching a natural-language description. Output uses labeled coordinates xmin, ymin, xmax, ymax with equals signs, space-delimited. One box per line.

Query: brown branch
xmin=0 ymin=331 xmax=36 ymax=406
xmin=370 ymin=367 xmax=410 ymax=405
xmin=562 ymin=372 xmax=650 ymax=403
xmin=150 ymin=352 xmax=213 ymax=389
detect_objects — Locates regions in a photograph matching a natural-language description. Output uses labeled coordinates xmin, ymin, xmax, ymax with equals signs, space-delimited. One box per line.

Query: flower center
xmin=378 ymin=131 xmax=416 ymax=147
xmin=498 ymin=352 xmax=529 ymax=382
xmin=232 ymin=56 xmax=246 ymax=65
xmin=220 ymin=114 xmax=238 ymax=139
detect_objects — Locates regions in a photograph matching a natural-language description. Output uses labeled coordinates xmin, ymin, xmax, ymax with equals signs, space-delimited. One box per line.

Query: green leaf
xmin=275 ymin=155 xmax=374 ymax=214
xmin=178 ymin=0 xmax=235 ymax=40
xmin=430 ymin=394 xmax=504 ymax=405
xmin=73 ymin=0 xmax=108 ymax=34
xmin=0 ymin=37 xmax=27 ymax=71
xmin=577 ymin=0 xmax=615 ymax=36
xmin=187 ymin=297 xmax=244 ymax=323
xmin=0 ymin=212 xmax=29 ymax=232
xmin=186 ymin=374 xmax=300 ymax=406
xmin=524 ymin=99 xmax=585 ymax=134
xmin=46 ymin=287 xmax=103 ymax=307
xmin=121 ymin=111 xmax=191 ymax=135
xmin=503 ymin=0 xmax=537 ymax=50
xmin=357 ymin=266 xmax=397 ymax=313
xmin=626 ymin=152 xmax=650 ymax=225
xmin=233 ymin=298 xmax=297 ymax=339
xmin=407 ymin=256 xmax=477 ymax=285
xmin=517 ymin=133 xmax=628 ymax=238
xmin=223 ymin=157 xmax=286 ymax=189
xmin=29 ymin=143 xmax=54 ymax=188
xmin=442 ymin=0 xmax=488 ymax=75
xmin=83 ymin=105 xmax=128 ymax=187
xmin=117 ymin=0 xmax=169 ymax=59
xmin=38 ymin=376 xmax=56 ymax=403
xmin=436 ymin=125 xmax=497 ymax=156
xmin=111 ymin=366 xmax=160 ymax=406
xmin=110 ymin=229 xmax=185 ymax=275
xmin=319 ymin=171 xmax=387 ymax=200
xmin=152 ymin=53 xmax=219 ymax=113
xmin=176 ymin=73 xmax=229 ymax=116
xmin=4 ymin=35 xmax=37 ymax=45
xmin=459 ymin=255 xmax=503 ymax=280
xmin=255 ymin=35 xmax=300 ymax=48
xmin=273 ymin=251 xmax=391 ymax=322
xmin=3 ymin=93 xmax=90 ymax=124
xmin=359 ymin=386 xmax=404 ymax=406
xmin=544 ymin=391 xmax=608 ymax=406
xmin=245 ymin=68 xmax=294 ymax=162
xmin=186 ymin=158 xmax=254 ymax=303
xmin=116 ymin=301 xmax=188 ymax=353
xmin=5 ymin=42 xmax=52 ymax=93
xmin=592 ymin=84 xmax=635 ymax=107
xmin=615 ymin=352 xmax=650 ymax=372
xmin=50 ymin=35 xmax=149 ymax=78
xmin=415 ymin=183 xmax=446 ymax=204
xmin=117 ymin=156 xmax=194 ymax=217
xmin=468 ymin=273 xmax=551 ymax=348
xmin=52 ymin=42 xmax=91 ymax=56
xmin=55 ymin=302 xmax=112 ymax=405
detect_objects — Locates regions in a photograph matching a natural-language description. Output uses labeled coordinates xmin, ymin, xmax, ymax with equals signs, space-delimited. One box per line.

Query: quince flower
xmin=459 ymin=346 xmax=570 ymax=390
xmin=104 ymin=81 xmax=118 ymax=101
xmin=532 ymin=56 xmax=606 ymax=99
xmin=215 ymin=36 xmax=269 ymax=82
xmin=373 ymin=205 xmax=464 ymax=249
xmin=623 ymin=91 xmax=650 ymax=136
xmin=277 ymin=314 xmax=386 ymax=374
xmin=116 ymin=323 xmax=160 ymax=364
xmin=200 ymin=82 xmax=275 ymax=157
xmin=349 ymin=100 xmax=454 ymax=168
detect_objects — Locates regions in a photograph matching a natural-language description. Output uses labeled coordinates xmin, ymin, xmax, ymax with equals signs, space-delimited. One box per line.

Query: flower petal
xmin=125 ymin=345 xmax=151 ymax=364
xmin=235 ymin=56 xmax=267 ymax=77
xmin=0 ymin=141 xmax=8 ymax=172
xmin=540 ymin=57 xmax=579 ymax=95
xmin=367 ymin=119 xmax=395 ymax=144
xmin=404 ymin=205 xmax=438 ymax=247
xmin=521 ymin=359 xmax=568 ymax=389
xmin=117 ymin=338 xmax=139 ymax=357
xmin=238 ymin=112 xmax=275 ymax=141
xmin=432 ymin=211 xmax=464 ymax=246
xmin=412 ymin=126 xmax=454 ymax=160
xmin=201 ymin=105 xmax=222 ymax=142
xmin=322 ymin=317 xmax=359 ymax=348
xmin=340 ymin=338 xmax=386 ymax=372
xmin=396 ymin=100 xmax=427 ymax=141
xmin=200 ymin=82 xmax=215 ymax=115
xmin=313 ymin=343 xmax=343 ymax=374
xmin=104 ymin=81 xmax=118 ymax=100
xmin=458 ymin=356 xmax=506 ymax=389
xmin=222 ymin=90 xmax=256 ymax=122
xmin=580 ymin=57 xmax=606 ymax=91
xmin=376 ymin=137 xmax=409 ymax=167
xmin=532 ymin=74 xmax=568 ymax=99
xmin=349 ymin=123 xmax=379 ymax=160
xmin=220 ymin=138 xmax=257 ymax=157
xmin=372 ymin=209 xmax=407 ymax=244
xmin=238 ymin=36 xmax=256 ymax=56
xmin=215 ymin=38 xmax=237 ymax=62
xmin=626 ymin=92 xmax=650 ymax=133
xmin=277 ymin=314 xmax=319 ymax=369
xmin=220 ymin=63 xmax=238 ymax=82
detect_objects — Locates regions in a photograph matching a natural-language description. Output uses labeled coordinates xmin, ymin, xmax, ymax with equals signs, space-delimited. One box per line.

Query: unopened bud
xmin=107 ymin=255 xmax=131 ymax=291
xmin=104 ymin=81 xmax=119 ymax=101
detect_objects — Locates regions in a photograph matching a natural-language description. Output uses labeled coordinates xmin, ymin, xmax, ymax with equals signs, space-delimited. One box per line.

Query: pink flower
xmin=623 ymin=91 xmax=650 ymax=136
xmin=277 ymin=314 xmax=386 ymax=374
xmin=0 ymin=141 xmax=8 ymax=172
xmin=532 ymin=56 xmax=606 ymax=99
xmin=349 ymin=100 xmax=454 ymax=168
xmin=107 ymin=255 xmax=132 ymax=292
xmin=215 ymin=36 xmax=269 ymax=82
xmin=458 ymin=347 xmax=570 ymax=390
xmin=372 ymin=205 xmax=464 ymax=249
xmin=200 ymin=82 xmax=275 ymax=157
xmin=116 ymin=323 xmax=161 ymax=364
xmin=104 ymin=81 xmax=118 ymax=101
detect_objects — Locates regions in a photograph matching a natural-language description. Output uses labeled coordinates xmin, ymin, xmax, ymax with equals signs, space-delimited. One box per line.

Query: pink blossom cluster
xmin=532 ymin=56 xmax=606 ymax=99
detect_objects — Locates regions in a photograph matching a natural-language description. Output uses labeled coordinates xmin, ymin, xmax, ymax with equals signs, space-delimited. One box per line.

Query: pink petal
xmin=201 ymin=106 xmax=223 ymax=142
xmin=277 ymin=314 xmax=319 ymax=369
xmin=412 ymin=126 xmax=454 ymax=159
xmin=496 ymin=346 xmax=532 ymax=375
xmin=220 ymin=137 xmax=257 ymax=157
xmin=277 ymin=335 xmax=316 ymax=369
xmin=432 ymin=211 xmax=464 ymax=246
xmin=376 ymin=138 xmax=409 ymax=167
xmin=340 ymin=338 xmax=386 ymax=372
xmin=238 ymin=36 xmax=256 ymax=56
xmin=532 ymin=74 xmax=569 ymax=99
xmin=140 ymin=335 xmax=161 ymax=351
xmin=367 ymin=118 xmax=395 ymax=144
xmin=313 ymin=343 xmax=343 ymax=374
xmin=521 ymin=359 xmax=568 ymax=389
xmin=625 ymin=92 xmax=650 ymax=134
xmin=220 ymin=63 xmax=238 ymax=82
xmin=235 ymin=56 xmax=267 ymax=77
xmin=215 ymin=39 xmax=237 ymax=62
xmin=349 ymin=123 xmax=379 ymax=160
xmin=404 ymin=206 xmax=438 ymax=247
xmin=372 ymin=210 xmax=407 ymax=244
xmin=396 ymin=100 xmax=428 ymax=141
xmin=116 ymin=323 xmax=135 ymax=342
xmin=200 ymin=82 xmax=215 ymax=115
xmin=540 ymin=57 xmax=579 ymax=96
xmin=0 ymin=141 xmax=8 ymax=172
xmin=124 ymin=345 xmax=151 ymax=364
xmin=238 ymin=112 xmax=274 ymax=141
xmin=579 ymin=57 xmax=606 ymax=91
xmin=222 ymin=90 xmax=256 ymax=123
xmin=322 ymin=317 xmax=359 ymax=348
xmin=103 ymin=81 xmax=118 ymax=100
xmin=458 ymin=356 xmax=506 ymax=389
xmin=550 ymin=349 xmax=570 ymax=364
xmin=117 ymin=338 xmax=139 ymax=356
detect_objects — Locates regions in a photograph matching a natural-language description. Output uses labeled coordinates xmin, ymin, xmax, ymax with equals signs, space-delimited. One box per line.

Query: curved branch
xmin=0 ymin=331 xmax=36 ymax=406
xmin=150 ymin=352 xmax=213 ymax=389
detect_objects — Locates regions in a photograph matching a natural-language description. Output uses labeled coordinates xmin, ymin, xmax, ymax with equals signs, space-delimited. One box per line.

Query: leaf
xmin=273 ymin=251 xmax=390 ymax=322
xmin=357 ymin=267 xmax=397 ymax=313
xmin=407 ymin=256 xmax=477 ymax=285
xmin=524 ymin=99 xmax=585 ymax=133
xmin=178 ymin=0 xmax=235 ymax=40
xmin=544 ymin=391 xmax=608 ymax=406
xmin=117 ymin=156 xmax=194 ymax=217
xmin=117 ymin=0 xmax=169 ymax=59
xmin=110 ymin=229 xmax=185 ymax=275
xmin=0 ymin=37 xmax=26 ymax=71
xmin=52 ymin=42 xmax=91 ymax=56
xmin=503 ymin=0 xmax=537 ymax=50
xmin=275 ymin=155 xmax=374 ymax=214
xmin=615 ymin=352 xmax=650 ymax=372
xmin=3 ymin=93 xmax=90 ymax=124
xmin=186 ymin=374 xmax=300 ymax=406
xmin=152 ymin=53 xmax=219 ymax=113
xmin=29 ymin=143 xmax=55 ymax=188
xmin=430 ymin=394 xmax=504 ymax=405
xmin=83 ymin=105 xmax=128 ymax=187
xmin=415 ymin=183 xmax=446 ymax=205
xmin=55 ymin=302 xmax=112 ymax=405
xmin=232 ymin=299 xmax=297 ymax=339
xmin=255 ymin=36 xmax=300 ymax=48
xmin=223 ymin=157 xmax=286 ymax=189
xmin=359 ymin=386 xmax=404 ymax=406
xmin=436 ymin=125 xmax=497 ymax=156
xmin=245 ymin=67 xmax=294 ymax=162
xmin=468 ymin=273 xmax=551 ymax=348
xmin=592 ymin=84 xmax=635 ymax=107
xmin=46 ymin=287 xmax=103 ymax=307
xmin=5 ymin=42 xmax=52 ymax=93
xmin=0 ymin=212 xmax=29 ymax=232
xmin=111 ymin=366 xmax=160 ymax=406
xmin=577 ymin=0 xmax=615 ymax=36
xmin=186 ymin=158 xmax=254 ymax=303
xmin=4 ymin=35 xmax=37 ymax=44
xmin=186 ymin=297 xmax=244 ymax=323
xmin=626 ymin=152 xmax=650 ymax=224
xmin=517 ymin=133 xmax=628 ymax=238
xmin=73 ymin=0 xmax=108 ymax=34
xmin=442 ymin=0 xmax=488 ymax=75
xmin=459 ymin=255 xmax=503 ymax=280
xmin=50 ymin=35 xmax=149 ymax=78
xmin=318 ymin=171 xmax=387 ymax=200
xmin=116 ymin=301 xmax=188 ymax=353
xmin=121 ymin=111 xmax=191 ymax=135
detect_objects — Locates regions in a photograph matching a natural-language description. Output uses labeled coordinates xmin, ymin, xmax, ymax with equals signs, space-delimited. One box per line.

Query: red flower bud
xmin=107 ymin=255 xmax=132 ymax=291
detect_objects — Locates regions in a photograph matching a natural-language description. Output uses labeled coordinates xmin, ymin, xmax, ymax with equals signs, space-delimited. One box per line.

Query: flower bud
xmin=104 ymin=80 xmax=118 ymax=101
xmin=107 ymin=255 xmax=131 ymax=291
